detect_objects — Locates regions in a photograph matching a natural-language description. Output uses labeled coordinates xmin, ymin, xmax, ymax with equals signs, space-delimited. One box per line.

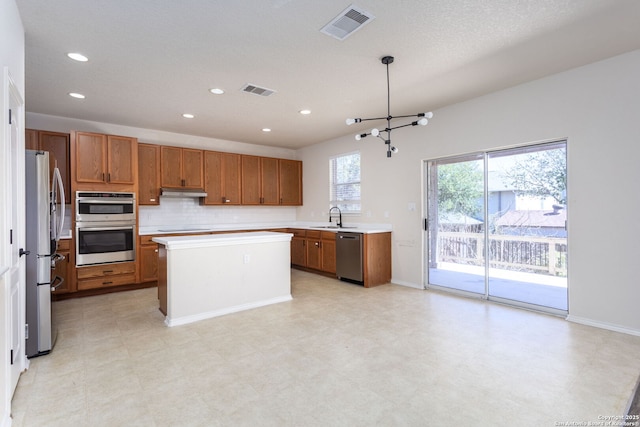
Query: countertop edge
xmin=140 ymin=224 xmax=391 ymax=236
xmin=153 ymin=231 xmax=294 ymax=250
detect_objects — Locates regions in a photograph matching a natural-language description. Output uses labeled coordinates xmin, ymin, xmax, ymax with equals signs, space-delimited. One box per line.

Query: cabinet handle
xmin=181 ymin=179 xmax=185 ymax=187
xmin=107 ymin=173 xmax=111 ymax=182
xmin=103 ymin=270 xmax=114 ymax=274
xmin=280 ymin=198 xmax=283 ymax=205
xmin=103 ymin=281 xmax=113 ymax=285
xmin=102 ymin=173 xmax=105 ymax=181
xmin=154 ymin=249 xmax=158 ymax=253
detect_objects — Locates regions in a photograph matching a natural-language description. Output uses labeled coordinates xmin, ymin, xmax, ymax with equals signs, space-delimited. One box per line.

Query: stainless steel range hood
xmin=160 ymin=188 xmax=208 ymax=198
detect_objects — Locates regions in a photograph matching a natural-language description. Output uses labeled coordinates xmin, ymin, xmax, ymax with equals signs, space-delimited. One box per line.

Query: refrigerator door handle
xmin=19 ymin=248 xmax=31 ymax=257
xmin=52 ymin=167 xmax=66 ymax=241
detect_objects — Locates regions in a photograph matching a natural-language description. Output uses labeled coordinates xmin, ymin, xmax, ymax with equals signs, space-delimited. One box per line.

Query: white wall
xmin=1 ymin=0 xmax=24 ymax=425
xmin=298 ymin=50 xmax=640 ymax=335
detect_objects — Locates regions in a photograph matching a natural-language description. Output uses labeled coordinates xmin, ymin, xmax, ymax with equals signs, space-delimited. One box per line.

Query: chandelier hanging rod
xmin=346 ymin=55 xmax=433 ymax=157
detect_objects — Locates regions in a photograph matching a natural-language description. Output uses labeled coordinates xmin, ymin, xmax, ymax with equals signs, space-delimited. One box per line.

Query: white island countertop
xmin=152 ymin=231 xmax=293 ymax=250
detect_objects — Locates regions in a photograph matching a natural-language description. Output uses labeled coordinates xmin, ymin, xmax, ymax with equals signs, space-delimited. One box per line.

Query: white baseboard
xmin=2 ymin=412 xmax=12 ymax=427
xmin=391 ymin=279 xmax=423 ymax=290
xmin=165 ymin=294 xmax=293 ymax=327
xmin=566 ymin=315 xmax=640 ymax=337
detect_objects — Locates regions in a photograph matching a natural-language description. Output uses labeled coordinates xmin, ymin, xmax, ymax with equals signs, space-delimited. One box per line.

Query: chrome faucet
xmin=329 ymin=206 xmax=342 ymax=228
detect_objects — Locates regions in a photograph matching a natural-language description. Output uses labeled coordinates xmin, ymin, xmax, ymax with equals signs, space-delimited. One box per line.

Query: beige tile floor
xmin=11 ymin=270 xmax=640 ymax=426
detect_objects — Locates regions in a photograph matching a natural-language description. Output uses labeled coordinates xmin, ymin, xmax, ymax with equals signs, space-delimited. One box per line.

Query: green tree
xmin=438 ymin=161 xmax=483 ymax=217
xmin=506 ymin=147 xmax=566 ymax=204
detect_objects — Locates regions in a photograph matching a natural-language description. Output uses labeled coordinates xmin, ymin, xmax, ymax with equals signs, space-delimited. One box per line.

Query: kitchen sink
xmin=312 ymin=226 xmax=357 ymax=229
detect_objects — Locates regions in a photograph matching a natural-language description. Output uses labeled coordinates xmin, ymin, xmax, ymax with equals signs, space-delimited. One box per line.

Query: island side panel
xmin=165 ymin=239 xmax=291 ymax=326
xmin=158 ymin=245 xmax=168 ymax=315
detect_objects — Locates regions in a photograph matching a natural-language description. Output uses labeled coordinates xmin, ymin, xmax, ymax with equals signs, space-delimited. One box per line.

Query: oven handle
xmin=77 ymin=199 xmax=135 ymax=205
xmin=77 ymin=225 xmax=135 ymax=232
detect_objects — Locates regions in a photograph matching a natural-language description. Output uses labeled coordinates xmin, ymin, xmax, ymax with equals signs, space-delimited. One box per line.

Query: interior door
xmin=6 ymin=72 xmax=26 ymax=395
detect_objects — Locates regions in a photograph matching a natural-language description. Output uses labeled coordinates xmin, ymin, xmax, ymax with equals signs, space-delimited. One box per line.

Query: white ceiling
xmin=16 ymin=0 xmax=640 ymax=149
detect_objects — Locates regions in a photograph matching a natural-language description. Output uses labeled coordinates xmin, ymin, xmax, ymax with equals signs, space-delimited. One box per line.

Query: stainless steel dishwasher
xmin=336 ymin=232 xmax=363 ymax=284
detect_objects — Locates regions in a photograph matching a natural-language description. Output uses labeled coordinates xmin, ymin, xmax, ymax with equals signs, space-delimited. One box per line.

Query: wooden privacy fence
xmin=437 ymin=231 xmax=567 ymax=276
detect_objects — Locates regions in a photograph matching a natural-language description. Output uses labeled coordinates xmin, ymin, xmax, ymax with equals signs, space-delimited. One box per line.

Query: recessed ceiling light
xmin=69 ymin=92 xmax=85 ymax=99
xmin=262 ymin=128 xmax=271 ymax=132
xmin=67 ymin=53 xmax=88 ymax=62
xmin=182 ymin=113 xmax=195 ymax=119
xmin=299 ymin=109 xmax=311 ymax=115
xmin=209 ymin=88 xmax=225 ymax=95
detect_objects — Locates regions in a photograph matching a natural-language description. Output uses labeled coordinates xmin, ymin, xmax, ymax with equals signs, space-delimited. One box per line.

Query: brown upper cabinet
xmin=72 ymin=131 xmax=137 ymax=190
xmin=161 ymin=146 xmax=203 ymax=189
xmin=279 ymin=159 xmax=303 ymax=205
xmin=138 ymin=143 xmax=161 ymax=205
xmin=202 ymin=151 xmax=242 ymax=205
xmin=241 ymin=155 xmax=279 ymax=205
xmin=26 ymin=129 xmax=71 ymax=203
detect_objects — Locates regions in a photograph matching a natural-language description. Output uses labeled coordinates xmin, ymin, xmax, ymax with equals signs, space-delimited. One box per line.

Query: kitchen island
xmin=153 ymin=231 xmax=293 ymax=327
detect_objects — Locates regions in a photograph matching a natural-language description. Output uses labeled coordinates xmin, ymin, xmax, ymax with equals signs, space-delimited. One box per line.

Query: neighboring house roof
xmin=495 ymin=209 xmax=566 ymax=227
xmin=439 ymin=212 xmax=483 ymax=225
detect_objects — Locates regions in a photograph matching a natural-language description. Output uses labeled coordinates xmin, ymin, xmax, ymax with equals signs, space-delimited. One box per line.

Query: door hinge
xmin=10 ymin=349 xmax=14 ymax=365
xmin=8 ymin=108 xmax=12 ymax=124
xmin=423 ymin=218 xmax=429 ymax=231
xmin=25 ymin=324 xmax=29 ymax=339
xmin=9 ymin=229 xmax=12 ymax=244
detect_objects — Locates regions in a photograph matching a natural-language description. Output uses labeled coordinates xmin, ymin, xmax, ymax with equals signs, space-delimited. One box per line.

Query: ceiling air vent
xmin=320 ymin=4 xmax=375 ymax=41
xmin=241 ymin=84 xmax=276 ymax=97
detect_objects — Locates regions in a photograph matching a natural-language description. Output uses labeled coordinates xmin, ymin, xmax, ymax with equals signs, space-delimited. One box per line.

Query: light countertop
xmin=152 ymin=231 xmax=293 ymax=250
xmin=140 ymin=222 xmax=391 ymax=236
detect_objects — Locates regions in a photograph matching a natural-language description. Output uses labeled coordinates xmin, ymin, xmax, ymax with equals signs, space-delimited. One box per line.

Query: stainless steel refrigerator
xmin=25 ymin=150 xmax=66 ymax=358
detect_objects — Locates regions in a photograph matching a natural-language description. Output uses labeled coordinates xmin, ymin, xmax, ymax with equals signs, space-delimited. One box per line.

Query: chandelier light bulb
xmin=346 ymin=118 xmax=356 ymax=125
xmin=355 ymin=134 xmax=362 ymax=141
xmin=371 ymin=128 xmax=380 ymax=137
xmin=417 ymin=118 xmax=428 ymax=126
xmin=425 ymin=112 xmax=434 ymax=119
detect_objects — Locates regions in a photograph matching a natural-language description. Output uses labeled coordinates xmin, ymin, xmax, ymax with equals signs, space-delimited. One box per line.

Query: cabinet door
xmin=241 ymin=155 xmax=261 ymax=205
xmin=306 ymin=239 xmax=322 ymax=270
xmin=25 ymin=129 xmax=38 ymax=150
xmin=138 ymin=144 xmax=160 ymax=205
xmin=221 ymin=152 xmax=242 ymax=204
xmin=75 ymin=132 xmax=107 ymax=183
xmin=279 ymin=159 xmax=302 ymax=205
xmin=39 ymin=131 xmax=70 ymax=204
xmin=161 ymin=146 xmax=183 ymax=188
xmin=291 ymin=237 xmax=306 ymax=266
xmin=261 ymin=157 xmax=279 ymax=205
xmin=203 ymin=151 xmax=223 ymax=205
xmin=107 ymin=135 xmax=135 ymax=184
xmin=321 ymin=238 xmax=337 ymax=273
xmin=182 ymin=148 xmax=203 ymax=188
xmin=140 ymin=244 xmax=159 ymax=282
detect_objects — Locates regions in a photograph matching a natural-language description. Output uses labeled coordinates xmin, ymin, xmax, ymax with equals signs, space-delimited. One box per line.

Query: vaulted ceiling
xmin=16 ymin=0 xmax=640 ymax=148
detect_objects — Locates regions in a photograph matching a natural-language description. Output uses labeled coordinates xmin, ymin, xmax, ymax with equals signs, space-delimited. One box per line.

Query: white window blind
xmin=330 ymin=151 xmax=361 ymax=213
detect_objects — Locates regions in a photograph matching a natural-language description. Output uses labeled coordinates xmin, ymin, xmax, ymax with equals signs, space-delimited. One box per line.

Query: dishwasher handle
xmin=338 ymin=235 xmax=359 ymax=240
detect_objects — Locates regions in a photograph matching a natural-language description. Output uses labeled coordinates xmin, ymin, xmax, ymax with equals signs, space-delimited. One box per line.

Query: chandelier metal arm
xmin=346 ymin=55 xmax=433 ymax=157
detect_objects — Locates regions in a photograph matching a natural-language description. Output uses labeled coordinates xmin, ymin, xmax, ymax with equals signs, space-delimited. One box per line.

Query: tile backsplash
xmin=139 ymin=197 xmax=296 ymax=227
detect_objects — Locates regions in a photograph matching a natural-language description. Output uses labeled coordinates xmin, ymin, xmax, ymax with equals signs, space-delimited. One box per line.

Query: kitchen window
xmin=330 ymin=151 xmax=361 ymax=213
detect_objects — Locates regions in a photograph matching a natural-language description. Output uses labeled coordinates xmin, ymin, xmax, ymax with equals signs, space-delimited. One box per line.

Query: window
xmin=330 ymin=151 xmax=361 ymax=213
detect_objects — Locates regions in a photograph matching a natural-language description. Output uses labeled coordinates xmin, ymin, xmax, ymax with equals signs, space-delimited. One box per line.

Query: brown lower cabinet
xmin=289 ymin=229 xmax=390 ymax=287
xmin=138 ymin=235 xmax=159 ymax=283
xmin=76 ymin=262 xmax=136 ymax=291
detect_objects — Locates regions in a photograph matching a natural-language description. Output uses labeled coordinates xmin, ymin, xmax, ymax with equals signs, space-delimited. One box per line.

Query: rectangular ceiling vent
xmin=241 ymin=84 xmax=276 ymax=97
xmin=320 ymin=4 xmax=375 ymax=41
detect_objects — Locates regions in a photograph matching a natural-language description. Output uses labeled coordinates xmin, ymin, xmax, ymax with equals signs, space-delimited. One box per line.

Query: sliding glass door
xmin=425 ymin=142 xmax=567 ymax=313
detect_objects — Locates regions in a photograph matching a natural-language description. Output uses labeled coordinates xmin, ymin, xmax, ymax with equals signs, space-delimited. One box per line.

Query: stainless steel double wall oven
xmin=75 ymin=191 xmax=136 ymax=266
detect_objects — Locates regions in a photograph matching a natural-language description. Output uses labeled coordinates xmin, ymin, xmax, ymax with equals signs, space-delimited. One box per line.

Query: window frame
xmin=329 ymin=151 xmax=361 ymax=214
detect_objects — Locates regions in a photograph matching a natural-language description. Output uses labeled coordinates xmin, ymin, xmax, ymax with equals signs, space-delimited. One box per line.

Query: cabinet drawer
xmin=140 ymin=235 xmax=156 ymax=245
xmin=288 ymin=229 xmax=306 ymax=237
xmin=306 ymin=230 xmax=321 ymax=239
xmin=77 ymin=262 xmax=136 ymax=279
xmin=321 ymin=231 xmax=336 ymax=240
xmin=57 ymin=239 xmax=71 ymax=250
xmin=77 ymin=273 xmax=136 ymax=290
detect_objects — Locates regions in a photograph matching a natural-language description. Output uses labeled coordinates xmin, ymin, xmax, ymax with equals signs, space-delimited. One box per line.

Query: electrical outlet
xmin=243 ymin=254 xmax=250 ymax=264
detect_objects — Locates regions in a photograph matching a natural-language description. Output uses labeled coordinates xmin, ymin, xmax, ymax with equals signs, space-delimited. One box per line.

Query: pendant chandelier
xmin=346 ymin=55 xmax=433 ymax=157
